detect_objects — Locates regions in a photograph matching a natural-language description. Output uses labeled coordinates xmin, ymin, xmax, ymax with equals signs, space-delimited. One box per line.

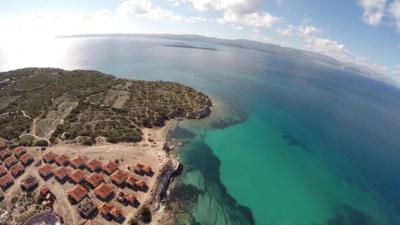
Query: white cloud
xmin=389 ymin=0 xmax=400 ymax=30
xmin=358 ymin=0 xmax=387 ymax=26
xmin=172 ymin=0 xmax=263 ymax=15
xmin=277 ymin=25 xmax=320 ymax=37
xmin=218 ymin=10 xmax=283 ymax=28
xmin=173 ymin=0 xmax=282 ymax=28
xmin=117 ymin=0 xmax=206 ymax=23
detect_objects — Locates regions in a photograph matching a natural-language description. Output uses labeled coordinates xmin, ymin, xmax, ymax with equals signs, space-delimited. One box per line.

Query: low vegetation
xmin=0 ymin=68 xmax=211 ymax=144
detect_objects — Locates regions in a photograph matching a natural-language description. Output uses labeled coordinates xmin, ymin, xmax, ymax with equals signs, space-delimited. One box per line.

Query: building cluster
xmin=38 ymin=151 xmax=153 ymax=223
xmin=0 ymin=145 xmax=35 ymax=195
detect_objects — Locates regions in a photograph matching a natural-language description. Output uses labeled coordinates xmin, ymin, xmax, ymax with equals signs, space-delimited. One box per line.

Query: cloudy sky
xmin=0 ymin=0 xmax=399 ymax=77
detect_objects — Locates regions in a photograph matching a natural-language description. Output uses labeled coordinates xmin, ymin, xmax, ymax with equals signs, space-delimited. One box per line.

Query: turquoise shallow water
xmin=2 ymin=36 xmax=400 ymax=225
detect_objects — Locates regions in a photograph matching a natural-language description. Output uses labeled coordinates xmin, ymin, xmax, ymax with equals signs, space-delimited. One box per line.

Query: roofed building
xmin=86 ymin=159 xmax=102 ymax=172
xmin=94 ymin=183 xmax=114 ymax=201
xmin=14 ymin=147 xmax=27 ymax=158
xmin=126 ymin=194 xmax=138 ymax=206
xmin=42 ymin=151 xmax=58 ymax=163
xmin=0 ymin=149 xmax=11 ymax=160
xmin=21 ymin=176 xmax=38 ymax=192
xmin=0 ymin=166 xmax=7 ymax=177
xmin=85 ymin=173 xmax=104 ymax=189
xmin=135 ymin=180 xmax=148 ymax=192
xmin=19 ymin=153 xmax=34 ymax=166
xmin=70 ymin=156 xmax=88 ymax=169
xmin=68 ymin=184 xmax=88 ymax=204
xmin=4 ymin=156 xmax=18 ymax=168
xmin=77 ymin=197 xmax=97 ymax=218
xmin=69 ymin=169 xmax=87 ymax=184
xmin=84 ymin=220 xmax=98 ymax=225
xmin=110 ymin=206 xmax=123 ymax=222
xmin=10 ymin=163 xmax=24 ymax=178
xmin=110 ymin=170 xmax=128 ymax=187
xmin=0 ymin=174 xmax=14 ymax=190
xmin=38 ymin=164 xmax=54 ymax=179
xmin=102 ymin=161 xmax=118 ymax=175
xmin=54 ymin=166 xmax=71 ymax=183
xmin=126 ymin=176 xmax=138 ymax=190
xmin=55 ymin=154 xmax=70 ymax=166
xmin=134 ymin=163 xmax=153 ymax=176
xmin=98 ymin=203 xmax=113 ymax=219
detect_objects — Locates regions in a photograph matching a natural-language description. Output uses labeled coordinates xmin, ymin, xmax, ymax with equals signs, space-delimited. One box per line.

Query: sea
xmin=1 ymin=36 xmax=400 ymax=225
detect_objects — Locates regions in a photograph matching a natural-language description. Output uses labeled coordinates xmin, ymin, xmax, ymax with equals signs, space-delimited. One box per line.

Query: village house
xmin=102 ymin=161 xmax=119 ymax=175
xmin=69 ymin=169 xmax=87 ymax=184
xmin=0 ymin=166 xmax=7 ymax=177
xmin=85 ymin=172 xmax=104 ymax=189
xmin=126 ymin=176 xmax=138 ymax=190
xmin=135 ymin=180 xmax=148 ymax=192
xmin=19 ymin=153 xmax=34 ymax=166
xmin=110 ymin=170 xmax=128 ymax=187
xmin=84 ymin=220 xmax=98 ymax=225
xmin=42 ymin=151 xmax=58 ymax=163
xmin=4 ymin=156 xmax=18 ymax=169
xmin=0 ymin=149 xmax=11 ymax=160
xmin=134 ymin=163 xmax=153 ymax=176
xmin=10 ymin=163 xmax=24 ymax=178
xmin=55 ymin=154 xmax=70 ymax=166
xmin=98 ymin=202 xmax=113 ymax=220
xmin=21 ymin=176 xmax=38 ymax=192
xmin=68 ymin=184 xmax=88 ymax=204
xmin=126 ymin=194 xmax=138 ymax=207
xmin=110 ymin=206 xmax=123 ymax=222
xmin=14 ymin=147 xmax=26 ymax=158
xmin=38 ymin=164 xmax=54 ymax=179
xmin=77 ymin=197 xmax=97 ymax=218
xmin=54 ymin=166 xmax=71 ymax=183
xmin=0 ymin=174 xmax=14 ymax=190
xmin=70 ymin=156 xmax=88 ymax=169
xmin=86 ymin=159 xmax=102 ymax=172
xmin=94 ymin=183 xmax=114 ymax=201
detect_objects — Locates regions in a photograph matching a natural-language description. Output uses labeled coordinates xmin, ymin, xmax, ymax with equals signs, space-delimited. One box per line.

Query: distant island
xmin=163 ymin=43 xmax=217 ymax=51
xmin=0 ymin=68 xmax=211 ymax=146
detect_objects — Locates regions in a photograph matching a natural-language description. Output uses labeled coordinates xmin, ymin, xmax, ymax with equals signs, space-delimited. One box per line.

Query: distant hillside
xmin=0 ymin=68 xmax=211 ymax=145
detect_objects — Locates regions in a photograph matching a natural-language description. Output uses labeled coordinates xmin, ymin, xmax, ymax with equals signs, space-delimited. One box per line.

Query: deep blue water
xmin=1 ymin=36 xmax=400 ymax=224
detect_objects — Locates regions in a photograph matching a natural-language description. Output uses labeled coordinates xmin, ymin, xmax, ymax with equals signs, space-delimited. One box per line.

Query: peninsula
xmin=0 ymin=68 xmax=212 ymax=225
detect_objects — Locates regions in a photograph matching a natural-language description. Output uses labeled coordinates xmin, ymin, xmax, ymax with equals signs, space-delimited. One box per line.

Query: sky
xmin=0 ymin=0 xmax=399 ymax=78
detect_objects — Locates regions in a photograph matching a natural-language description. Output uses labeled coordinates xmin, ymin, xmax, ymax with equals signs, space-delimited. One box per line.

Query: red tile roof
xmin=102 ymin=161 xmax=118 ymax=175
xmin=98 ymin=203 xmax=113 ymax=216
xmin=135 ymin=180 xmax=148 ymax=191
xmin=21 ymin=176 xmax=38 ymax=191
xmin=10 ymin=163 xmax=24 ymax=177
xmin=19 ymin=153 xmax=34 ymax=166
xmin=125 ymin=194 xmax=137 ymax=204
xmin=110 ymin=170 xmax=128 ymax=185
xmin=110 ymin=206 xmax=122 ymax=219
xmin=126 ymin=176 xmax=138 ymax=188
xmin=0 ymin=174 xmax=14 ymax=190
xmin=86 ymin=159 xmax=102 ymax=172
xmin=42 ymin=151 xmax=58 ymax=163
xmin=0 ymin=166 xmax=7 ymax=177
xmin=4 ymin=156 xmax=18 ymax=168
xmin=68 ymin=184 xmax=88 ymax=203
xmin=86 ymin=173 xmax=104 ymax=188
xmin=70 ymin=156 xmax=88 ymax=169
xmin=94 ymin=183 xmax=113 ymax=201
xmin=69 ymin=169 xmax=87 ymax=184
xmin=14 ymin=147 xmax=26 ymax=158
xmin=0 ymin=149 xmax=11 ymax=160
xmin=55 ymin=154 xmax=70 ymax=166
xmin=54 ymin=166 xmax=71 ymax=181
xmin=38 ymin=164 xmax=54 ymax=177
